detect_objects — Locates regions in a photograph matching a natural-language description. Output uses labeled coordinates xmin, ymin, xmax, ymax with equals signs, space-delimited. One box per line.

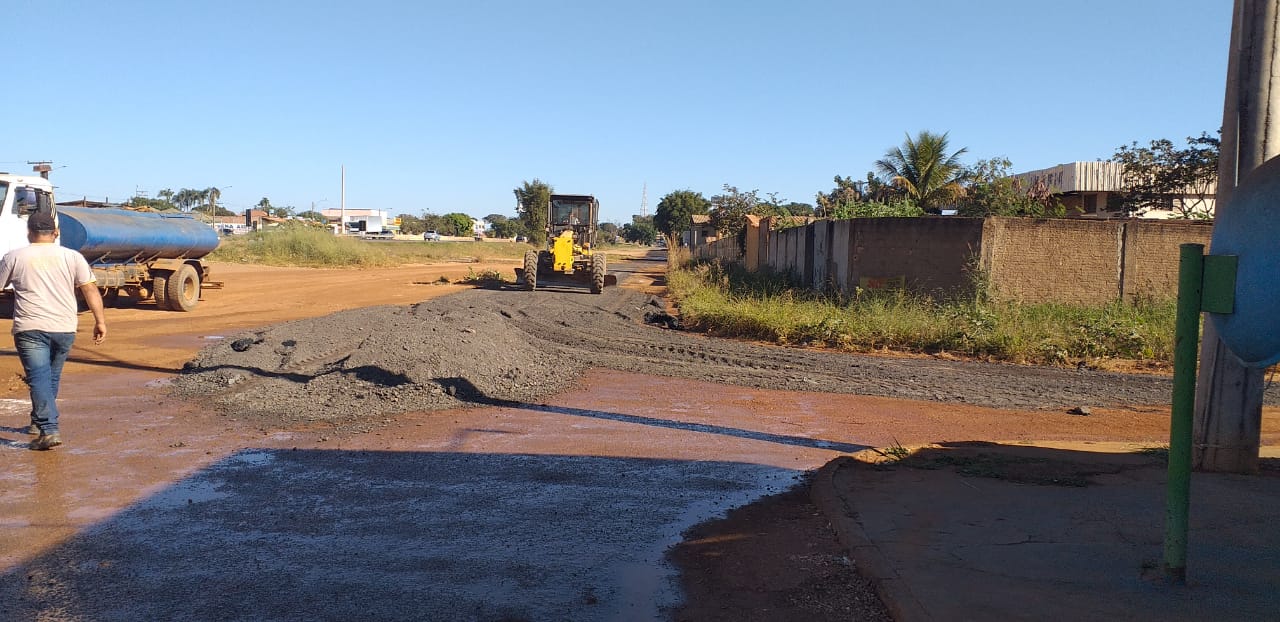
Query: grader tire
xmin=523 ymin=250 xmax=539 ymax=291
xmin=165 ymin=264 xmax=201 ymax=312
xmin=590 ymin=254 xmax=606 ymax=294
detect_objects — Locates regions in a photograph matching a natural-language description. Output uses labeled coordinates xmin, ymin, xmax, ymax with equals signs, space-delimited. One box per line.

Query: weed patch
xmin=666 ymin=261 xmax=1176 ymax=367
xmin=211 ymin=227 xmax=530 ymax=268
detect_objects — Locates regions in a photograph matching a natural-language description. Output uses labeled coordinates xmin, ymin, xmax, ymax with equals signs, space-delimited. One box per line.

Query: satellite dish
xmin=1208 ymin=155 xmax=1280 ymax=368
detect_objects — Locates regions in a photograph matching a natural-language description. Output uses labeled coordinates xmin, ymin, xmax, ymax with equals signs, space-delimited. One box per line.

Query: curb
xmin=810 ymin=456 xmax=931 ymax=622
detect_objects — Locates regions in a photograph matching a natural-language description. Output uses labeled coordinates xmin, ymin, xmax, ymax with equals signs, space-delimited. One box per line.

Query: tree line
xmin=646 ymin=129 xmax=1220 ymax=244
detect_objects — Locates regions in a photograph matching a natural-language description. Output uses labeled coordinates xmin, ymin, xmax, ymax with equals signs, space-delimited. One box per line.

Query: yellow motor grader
xmin=520 ymin=194 xmax=612 ymax=293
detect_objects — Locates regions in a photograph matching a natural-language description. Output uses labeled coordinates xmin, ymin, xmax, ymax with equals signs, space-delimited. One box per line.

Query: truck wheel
xmin=522 ymin=250 xmax=538 ymax=291
xmin=152 ymin=274 xmax=170 ymax=310
xmin=590 ymin=254 xmax=607 ymax=294
xmin=165 ymin=264 xmax=201 ymax=312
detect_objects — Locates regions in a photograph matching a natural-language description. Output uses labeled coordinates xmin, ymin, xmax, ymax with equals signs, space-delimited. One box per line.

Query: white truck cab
xmin=0 ymin=173 xmax=55 ymax=259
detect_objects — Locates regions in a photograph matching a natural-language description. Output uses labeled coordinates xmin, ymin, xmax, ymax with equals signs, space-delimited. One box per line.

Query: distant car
xmin=423 ymin=230 xmax=440 ymax=241
xmin=515 ymin=235 xmax=528 ymax=243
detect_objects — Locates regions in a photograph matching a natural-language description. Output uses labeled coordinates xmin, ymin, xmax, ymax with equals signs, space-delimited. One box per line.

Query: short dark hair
xmin=27 ymin=211 xmax=57 ymax=233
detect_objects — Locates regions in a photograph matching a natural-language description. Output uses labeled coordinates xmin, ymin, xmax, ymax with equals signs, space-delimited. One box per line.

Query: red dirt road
xmin=2 ymin=259 xmax=1277 ymax=620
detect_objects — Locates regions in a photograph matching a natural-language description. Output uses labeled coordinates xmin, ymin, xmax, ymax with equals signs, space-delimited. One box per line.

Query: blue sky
xmin=4 ymin=1 xmax=1229 ymax=224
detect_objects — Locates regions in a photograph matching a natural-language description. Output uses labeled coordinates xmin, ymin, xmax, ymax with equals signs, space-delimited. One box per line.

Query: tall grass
xmin=668 ymin=261 xmax=1177 ymax=367
xmin=209 ymin=227 xmax=532 ymax=267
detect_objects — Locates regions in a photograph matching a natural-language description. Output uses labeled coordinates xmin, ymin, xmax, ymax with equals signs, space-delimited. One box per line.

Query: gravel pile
xmin=174 ymin=279 xmax=1279 ymax=431
xmin=172 ymin=297 xmax=596 ymax=426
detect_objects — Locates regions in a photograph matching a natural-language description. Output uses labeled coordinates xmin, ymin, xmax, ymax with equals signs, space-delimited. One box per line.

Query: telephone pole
xmin=27 ymin=161 xmax=52 ymax=179
xmin=1193 ymin=0 xmax=1278 ymax=473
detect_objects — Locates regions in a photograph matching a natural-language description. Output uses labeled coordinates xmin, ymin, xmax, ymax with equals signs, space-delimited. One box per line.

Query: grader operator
xmin=520 ymin=194 xmax=611 ymax=293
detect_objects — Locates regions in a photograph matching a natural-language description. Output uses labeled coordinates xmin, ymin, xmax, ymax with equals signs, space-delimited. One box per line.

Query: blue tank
xmin=55 ymin=206 xmax=221 ymax=263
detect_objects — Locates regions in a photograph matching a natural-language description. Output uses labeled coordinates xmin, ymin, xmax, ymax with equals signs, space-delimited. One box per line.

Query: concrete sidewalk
xmin=813 ymin=442 xmax=1280 ymax=621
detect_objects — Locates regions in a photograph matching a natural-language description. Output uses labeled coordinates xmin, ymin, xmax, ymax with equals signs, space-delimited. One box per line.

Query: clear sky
xmin=4 ymin=0 xmax=1229 ymax=224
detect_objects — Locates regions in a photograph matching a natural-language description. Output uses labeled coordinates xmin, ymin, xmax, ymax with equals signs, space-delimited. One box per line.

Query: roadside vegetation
xmin=666 ymin=259 xmax=1177 ymax=369
xmin=209 ymin=226 xmax=532 ymax=268
xmin=209 ymin=225 xmax=648 ymax=268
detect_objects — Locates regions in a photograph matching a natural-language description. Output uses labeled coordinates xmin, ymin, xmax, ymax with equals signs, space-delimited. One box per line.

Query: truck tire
xmin=165 ymin=264 xmax=201 ymax=312
xmin=523 ymin=250 xmax=538 ymax=291
xmin=152 ymin=274 xmax=170 ymax=310
xmin=590 ymin=254 xmax=606 ymax=294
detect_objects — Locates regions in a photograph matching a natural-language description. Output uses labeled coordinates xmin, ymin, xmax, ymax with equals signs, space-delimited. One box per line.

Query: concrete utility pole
xmin=1194 ymin=0 xmax=1279 ymax=473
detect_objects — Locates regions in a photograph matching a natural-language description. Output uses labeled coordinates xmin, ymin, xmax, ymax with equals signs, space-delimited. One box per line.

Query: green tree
xmin=598 ymin=222 xmax=619 ymax=244
xmin=815 ymin=176 xmax=863 ymax=217
xmin=514 ymin=179 xmax=552 ymax=245
xmin=709 ymin=184 xmax=761 ymax=239
xmin=442 ymin=212 xmax=475 ymax=237
xmin=266 ymin=205 xmax=294 ymax=219
xmin=828 ymin=199 xmax=924 ymax=219
xmin=396 ymin=213 xmax=425 ymax=234
xmin=1110 ymin=132 xmax=1219 ymax=218
xmin=875 ymin=130 xmax=968 ymax=213
xmin=653 ymin=189 xmax=710 ymax=241
xmin=421 ymin=213 xmax=447 ymax=233
xmin=491 ymin=219 xmax=526 ymax=239
xmin=621 ymin=217 xmax=657 ymax=245
xmin=173 ymin=188 xmax=200 ymax=212
xmin=296 ymin=210 xmax=326 ymax=223
xmin=204 ymin=187 xmax=222 ymax=217
xmin=127 ymin=196 xmax=178 ymax=211
xmin=956 ymin=157 xmax=1063 ymax=217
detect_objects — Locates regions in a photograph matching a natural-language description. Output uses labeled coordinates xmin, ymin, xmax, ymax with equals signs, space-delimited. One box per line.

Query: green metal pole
xmin=1165 ymin=243 xmax=1204 ymax=583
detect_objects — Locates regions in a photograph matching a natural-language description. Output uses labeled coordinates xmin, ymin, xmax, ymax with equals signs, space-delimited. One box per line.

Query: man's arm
xmin=78 ymin=282 xmax=107 ymax=344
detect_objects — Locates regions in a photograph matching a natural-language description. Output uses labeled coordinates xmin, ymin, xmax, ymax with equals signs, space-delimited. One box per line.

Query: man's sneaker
xmin=24 ymin=424 xmax=39 ymax=435
xmin=29 ymin=433 xmax=62 ymax=451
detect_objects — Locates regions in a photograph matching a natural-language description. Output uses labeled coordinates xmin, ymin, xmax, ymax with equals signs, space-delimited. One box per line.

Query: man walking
xmin=0 ymin=211 xmax=106 ymax=450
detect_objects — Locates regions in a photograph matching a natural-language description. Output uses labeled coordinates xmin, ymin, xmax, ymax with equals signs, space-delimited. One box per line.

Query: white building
xmin=320 ymin=208 xmax=397 ymax=234
xmin=1013 ymin=161 xmax=1216 ymax=219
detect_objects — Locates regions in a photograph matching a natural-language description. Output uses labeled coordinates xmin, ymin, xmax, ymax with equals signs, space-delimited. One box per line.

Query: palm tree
xmin=875 ymin=131 xmax=968 ymax=213
xmin=204 ymin=187 xmax=221 ymax=216
xmin=173 ymin=188 xmax=199 ymax=212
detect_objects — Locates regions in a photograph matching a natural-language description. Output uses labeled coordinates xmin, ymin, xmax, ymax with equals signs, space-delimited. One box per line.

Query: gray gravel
xmin=172 ymin=268 xmax=1279 ymax=430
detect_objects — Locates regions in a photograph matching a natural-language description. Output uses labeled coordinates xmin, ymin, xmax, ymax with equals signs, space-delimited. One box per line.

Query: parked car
xmin=515 ymin=235 xmax=528 ymax=243
xmin=423 ymin=230 xmax=440 ymax=241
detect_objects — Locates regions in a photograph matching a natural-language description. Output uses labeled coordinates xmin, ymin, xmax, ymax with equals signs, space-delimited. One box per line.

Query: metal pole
xmin=1165 ymin=242 xmax=1205 ymax=582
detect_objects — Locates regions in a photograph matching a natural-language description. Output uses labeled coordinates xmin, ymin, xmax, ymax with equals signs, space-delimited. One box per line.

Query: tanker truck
xmin=0 ymin=172 xmax=220 ymax=311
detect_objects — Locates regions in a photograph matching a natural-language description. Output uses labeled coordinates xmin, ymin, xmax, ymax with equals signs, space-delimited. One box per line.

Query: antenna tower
xmin=641 ymin=182 xmax=648 ymax=218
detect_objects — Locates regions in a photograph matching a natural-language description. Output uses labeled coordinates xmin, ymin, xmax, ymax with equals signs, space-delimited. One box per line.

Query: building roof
xmin=691 ymin=214 xmax=712 ymax=225
xmin=1013 ymin=161 xmax=1124 ymax=193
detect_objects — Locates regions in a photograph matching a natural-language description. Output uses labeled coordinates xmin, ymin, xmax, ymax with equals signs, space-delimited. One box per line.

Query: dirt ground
xmin=4 ymin=250 xmax=1279 ymax=620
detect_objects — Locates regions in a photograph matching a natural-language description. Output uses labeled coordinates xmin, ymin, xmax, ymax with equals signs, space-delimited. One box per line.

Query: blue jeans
xmin=15 ymin=331 xmax=76 ymax=435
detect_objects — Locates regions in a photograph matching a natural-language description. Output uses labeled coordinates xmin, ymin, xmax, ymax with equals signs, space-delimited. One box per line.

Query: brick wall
xmin=981 ymin=218 xmax=1124 ymax=305
xmin=697 ymin=216 xmax=1207 ymax=305
xmin=849 ymin=217 xmax=984 ymax=297
xmin=1121 ymin=219 xmax=1213 ymax=302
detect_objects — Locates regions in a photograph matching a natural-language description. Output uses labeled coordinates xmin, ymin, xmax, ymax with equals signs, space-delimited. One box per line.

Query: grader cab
xmin=520 ymin=194 xmax=611 ymax=293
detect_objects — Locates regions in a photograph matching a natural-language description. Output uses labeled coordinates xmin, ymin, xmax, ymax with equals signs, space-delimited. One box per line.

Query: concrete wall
xmin=1121 ymin=219 xmax=1213 ymax=302
xmin=848 ymin=217 xmax=984 ymax=297
xmin=981 ymin=218 xmax=1124 ymax=305
xmin=691 ymin=216 xmax=1207 ymax=306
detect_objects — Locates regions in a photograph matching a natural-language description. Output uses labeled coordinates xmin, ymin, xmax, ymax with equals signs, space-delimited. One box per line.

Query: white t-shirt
xmin=0 ymin=242 xmax=97 ymax=334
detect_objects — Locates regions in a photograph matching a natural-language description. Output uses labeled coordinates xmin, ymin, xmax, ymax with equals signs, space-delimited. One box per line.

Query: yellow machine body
xmin=552 ymin=230 xmax=578 ymax=272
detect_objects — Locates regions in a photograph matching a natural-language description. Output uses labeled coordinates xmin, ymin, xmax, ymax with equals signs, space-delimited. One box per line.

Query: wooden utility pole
xmin=1193 ymin=0 xmax=1279 ymax=473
